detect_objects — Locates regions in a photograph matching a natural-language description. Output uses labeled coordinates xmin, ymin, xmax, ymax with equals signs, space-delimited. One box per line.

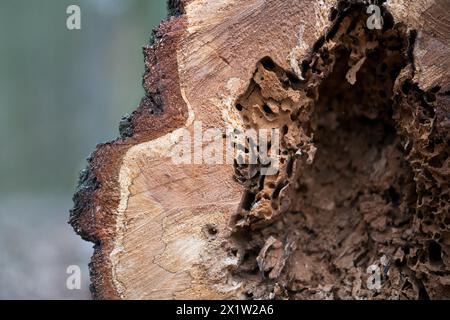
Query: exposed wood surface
xmin=71 ymin=0 xmax=450 ymax=300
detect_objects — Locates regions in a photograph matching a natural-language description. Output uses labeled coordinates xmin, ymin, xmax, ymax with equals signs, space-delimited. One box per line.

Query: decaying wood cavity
xmin=230 ymin=7 xmax=449 ymax=299
xmin=71 ymin=0 xmax=450 ymax=300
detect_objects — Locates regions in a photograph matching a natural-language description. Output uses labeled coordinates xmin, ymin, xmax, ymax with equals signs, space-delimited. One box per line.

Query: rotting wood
xmin=71 ymin=0 xmax=450 ymax=300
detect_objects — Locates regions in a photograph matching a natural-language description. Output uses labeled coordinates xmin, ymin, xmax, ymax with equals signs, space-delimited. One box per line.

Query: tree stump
xmin=71 ymin=0 xmax=450 ymax=300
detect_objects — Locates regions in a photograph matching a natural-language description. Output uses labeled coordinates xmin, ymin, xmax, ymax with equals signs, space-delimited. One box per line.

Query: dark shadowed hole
xmin=205 ymin=224 xmax=218 ymax=236
xmin=263 ymin=104 xmax=274 ymax=115
xmin=261 ymin=57 xmax=276 ymax=70
xmin=429 ymin=241 xmax=442 ymax=264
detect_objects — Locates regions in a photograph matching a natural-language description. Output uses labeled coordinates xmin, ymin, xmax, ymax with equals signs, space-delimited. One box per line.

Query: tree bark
xmin=71 ymin=0 xmax=450 ymax=300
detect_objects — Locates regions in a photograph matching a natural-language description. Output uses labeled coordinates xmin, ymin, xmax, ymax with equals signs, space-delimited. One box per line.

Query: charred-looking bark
xmin=71 ymin=0 xmax=450 ymax=300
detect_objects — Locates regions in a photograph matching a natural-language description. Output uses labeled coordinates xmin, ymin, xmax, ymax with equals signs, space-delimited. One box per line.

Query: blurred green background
xmin=0 ymin=0 xmax=167 ymax=299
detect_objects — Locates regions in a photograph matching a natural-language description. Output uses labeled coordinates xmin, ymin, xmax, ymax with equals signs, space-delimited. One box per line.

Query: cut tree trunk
xmin=70 ymin=0 xmax=450 ymax=300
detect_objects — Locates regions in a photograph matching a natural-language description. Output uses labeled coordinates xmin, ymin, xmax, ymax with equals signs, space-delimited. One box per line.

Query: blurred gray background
xmin=0 ymin=0 xmax=167 ymax=299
